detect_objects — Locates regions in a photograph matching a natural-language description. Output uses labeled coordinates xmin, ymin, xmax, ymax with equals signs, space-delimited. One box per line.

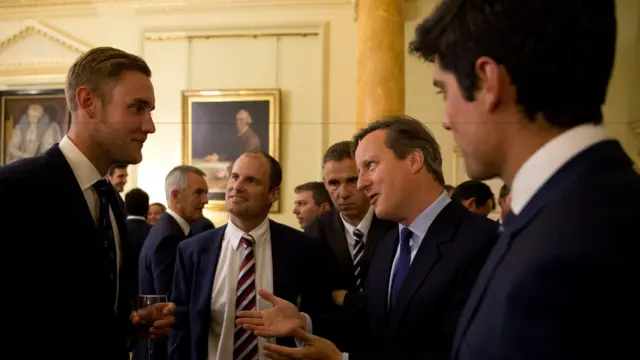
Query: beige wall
xmin=0 ymin=0 xmax=637 ymax=227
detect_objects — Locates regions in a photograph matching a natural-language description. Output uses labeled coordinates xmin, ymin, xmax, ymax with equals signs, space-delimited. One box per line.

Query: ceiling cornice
xmin=0 ymin=0 xmax=351 ymax=19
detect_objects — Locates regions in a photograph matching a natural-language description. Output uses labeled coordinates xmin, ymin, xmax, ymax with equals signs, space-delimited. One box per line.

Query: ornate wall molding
xmin=0 ymin=0 xmax=351 ymax=19
xmin=0 ymin=20 xmax=91 ymax=78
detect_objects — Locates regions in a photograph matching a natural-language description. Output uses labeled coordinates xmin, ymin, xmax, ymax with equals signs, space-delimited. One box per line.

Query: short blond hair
xmin=65 ymin=46 xmax=151 ymax=112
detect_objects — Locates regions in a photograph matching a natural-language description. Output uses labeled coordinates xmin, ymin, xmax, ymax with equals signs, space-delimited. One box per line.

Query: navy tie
xmin=390 ymin=227 xmax=413 ymax=308
xmin=92 ymin=179 xmax=118 ymax=306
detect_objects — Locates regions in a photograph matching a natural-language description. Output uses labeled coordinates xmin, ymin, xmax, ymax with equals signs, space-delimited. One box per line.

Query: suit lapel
xmin=327 ymin=209 xmax=354 ymax=273
xmin=363 ymin=215 xmax=389 ymax=266
xmin=45 ymin=145 xmax=96 ymax=237
xmin=195 ymin=226 xmax=225 ymax=348
xmin=270 ymin=221 xmax=294 ymax=300
xmin=387 ymin=201 xmax=462 ymax=333
xmin=367 ymin=229 xmax=398 ymax=325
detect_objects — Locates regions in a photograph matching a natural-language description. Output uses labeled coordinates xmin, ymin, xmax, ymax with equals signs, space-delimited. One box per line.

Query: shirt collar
xmin=58 ymin=135 xmax=103 ymax=191
xmin=340 ymin=206 xmax=375 ymax=236
xmin=399 ymin=191 xmax=451 ymax=241
xmin=511 ymin=124 xmax=607 ymax=215
xmin=127 ymin=215 xmax=147 ymax=221
xmin=166 ymin=209 xmax=190 ymax=236
xmin=227 ymin=216 xmax=270 ymax=250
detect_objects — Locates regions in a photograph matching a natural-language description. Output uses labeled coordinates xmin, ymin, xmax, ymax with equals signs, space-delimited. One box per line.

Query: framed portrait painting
xmin=1 ymin=89 xmax=70 ymax=166
xmin=182 ymin=89 xmax=281 ymax=212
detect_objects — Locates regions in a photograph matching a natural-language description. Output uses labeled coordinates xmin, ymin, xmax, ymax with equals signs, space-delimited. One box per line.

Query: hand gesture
xmin=130 ymin=302 xmax=176 ymax=339
xmin=262 ymin=328 xmax=342 ymax=360
xmin=236 ymin=289 xmax=305 ymax=338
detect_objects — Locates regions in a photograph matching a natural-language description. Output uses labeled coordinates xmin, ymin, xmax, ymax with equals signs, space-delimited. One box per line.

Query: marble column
xmin=356 ymin=0 xmax=405 ymax=128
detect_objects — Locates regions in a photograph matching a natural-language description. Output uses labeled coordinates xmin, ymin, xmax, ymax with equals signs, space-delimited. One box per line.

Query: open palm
xmin=236 ymin=289 xmax=306 ymax=338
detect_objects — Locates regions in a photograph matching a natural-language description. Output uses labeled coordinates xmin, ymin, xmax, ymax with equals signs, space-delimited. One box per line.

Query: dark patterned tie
xmin=92 ymin=179 xmax=118 ymax=306
xmin=234 ymin=234 xmax=258 ymax=360
xmin=352 ymin=228 xmax=365 ymax=291
xmin=390 ymin=227 xmax=413 ymax=308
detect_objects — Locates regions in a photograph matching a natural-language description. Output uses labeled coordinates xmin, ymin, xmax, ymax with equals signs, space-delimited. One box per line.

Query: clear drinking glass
xmin=138 ymin=294 xmax=168 ymax=360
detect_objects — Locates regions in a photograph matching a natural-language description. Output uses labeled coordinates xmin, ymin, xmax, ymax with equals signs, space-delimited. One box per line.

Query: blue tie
xmin=390 ymin=227 xmax=413 ymax=308
xmin=92 ymin=179 xmax=118 ymax=307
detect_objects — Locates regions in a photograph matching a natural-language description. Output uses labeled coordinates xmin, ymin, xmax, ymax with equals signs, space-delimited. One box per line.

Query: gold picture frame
xmin=1 ymin=89 xmax=71 ymax=166
xmin=182 ymin=88 xmax=281 ymax=212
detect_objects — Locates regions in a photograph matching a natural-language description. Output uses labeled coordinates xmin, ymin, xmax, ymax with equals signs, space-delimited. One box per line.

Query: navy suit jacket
xmin=339 ymin=201 xmax=498 ymax=360
xmin=169 ymin=220 xmax=334 ymax=360
xmin=139 ymin=213 xmax=187 ymax=297
xmin=0 ymin=145 xmax=136 ymax=360
xmin=127 ymin=218 xmax=152 ymax=294
xmin=452 ymin=140 xmax=640 ymax=360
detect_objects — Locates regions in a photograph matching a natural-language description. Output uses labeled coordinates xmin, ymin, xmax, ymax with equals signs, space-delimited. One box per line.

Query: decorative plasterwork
xmin=0 ymin=20 xmax=91 ymax=77
xmin=0 ymin=0 xmax=352 ymax=18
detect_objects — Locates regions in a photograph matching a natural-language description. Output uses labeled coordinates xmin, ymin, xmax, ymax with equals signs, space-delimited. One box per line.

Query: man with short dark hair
xmin=170 ymin=150 xmax=333 ymax=360
xmin=293 ymin=181 xmax=332 ymax=229
xmin=0 ymin=46 xmax=174 ymax=360
xmin=410 ymin=0 xmax=639 ymax=359
xmin=236 ymin=116 xmax=498 ymax=360
xmin=451 ymin=180 xmax=496 ymax=217
xmin=124 ymin=188 xmax=152 ymax=294
xmin=109 ymin=163 xmax=129 ymax=193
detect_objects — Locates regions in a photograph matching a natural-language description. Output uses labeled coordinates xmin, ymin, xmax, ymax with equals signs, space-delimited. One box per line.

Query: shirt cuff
xmin=294 ymin=313 xmax=313 ymax=347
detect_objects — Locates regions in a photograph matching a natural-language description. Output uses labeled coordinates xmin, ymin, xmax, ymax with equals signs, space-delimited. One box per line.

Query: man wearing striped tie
xmin=169 ymin=150 xmax=334 ymax=360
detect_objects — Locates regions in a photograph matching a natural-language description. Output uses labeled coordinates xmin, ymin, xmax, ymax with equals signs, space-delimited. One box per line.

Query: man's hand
xmin=331 ymin=290 xmax=347 ymax=306
xmin=236 ymin=289 xmax=306 ymax=338
xmin=262 ymin=328 xmax=342 ymax=360
xmin=130 ymin=302 xmax=176 ymax=339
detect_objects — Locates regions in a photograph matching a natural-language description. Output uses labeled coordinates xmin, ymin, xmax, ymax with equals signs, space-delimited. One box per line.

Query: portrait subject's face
xmin=98 ymin=71 xmax=156 ymax=165
xmin=226 ymin=154 xmax=278 ymax=219
xmin=355 ymin=130 xmax=412 ymax=223
xmin=27 ymin=104 xmax=44 ymax=125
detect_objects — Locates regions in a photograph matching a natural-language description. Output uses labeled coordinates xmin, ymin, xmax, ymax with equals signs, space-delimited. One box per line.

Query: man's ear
xmin=76 ymin=86 xmax=99 ymax=119
xmin=408 ymin=149 xmax=425 ymax=175
xmin=268 ymin=187 xmax=280 ymax=204
xmin=319 ymin=202 xmax=331 ymax=212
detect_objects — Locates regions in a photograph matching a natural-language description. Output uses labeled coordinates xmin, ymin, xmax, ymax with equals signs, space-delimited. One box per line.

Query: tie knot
xmin=92 ymin=179 xmax=110 ymax=192
xmin=240 ymin=234 xmax=255 ymax=248
xmin=353 ymin=228 xmax=364 ymax=241
xmin=400 ymin=227 xmax=413 ymax=245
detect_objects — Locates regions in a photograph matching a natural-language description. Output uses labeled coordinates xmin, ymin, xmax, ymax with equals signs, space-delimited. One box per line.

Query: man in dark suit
xmin=410 ymin=1 xmax=639 ymax=359
xmin=136 ymin=165 xmax=208 ymax=360
xmin=305 ymin=141 xmax=396 ymax=325
xmin=125 ymin=188 xmax=152 ymax=293
xmin=0 ymin=46 xmax=174 ymax=360
xmin=190 ymin=217 xmax=215 ymax=235
xmin=237 ymin=117 xmax=498 ymax=360
xmin=170 ymin=150 xmax=333 ymax=360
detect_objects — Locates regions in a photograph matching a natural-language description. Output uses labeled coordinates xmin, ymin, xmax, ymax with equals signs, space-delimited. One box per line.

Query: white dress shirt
xmin=58 ymin=135 xmax=122 ymax=310
xmin=340 ymin=206 xmax=375 ymax=257
xmin=127 ymin=215 xmax=147 ymax=221
xmin=166 ymin=208 xmax=190 ymax=236
xmin=208 ymin=216 xmax=275 ymax=360
xmin=511 ymin=124 xmax=607 ymax=215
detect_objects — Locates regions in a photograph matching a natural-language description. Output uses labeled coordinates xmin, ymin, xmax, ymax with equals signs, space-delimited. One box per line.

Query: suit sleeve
xmin=152 ymin=234 xmax=183 ymax=297
xmin=500 ymin=254 xmax=634 ymax=360
xmin=168 ymin=244 xmax=191 ymax=360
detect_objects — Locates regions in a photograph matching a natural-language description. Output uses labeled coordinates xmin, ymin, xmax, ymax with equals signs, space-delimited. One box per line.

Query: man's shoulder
xmin=304 ymin=208 xmax=340 ymax=235
xmin=179 ymin=225 xmax=225 ymax=254
xmin=0 ymin=153 xmax=51 ymax=186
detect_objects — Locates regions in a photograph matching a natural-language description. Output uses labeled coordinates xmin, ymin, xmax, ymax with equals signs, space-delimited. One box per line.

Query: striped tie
xmin=234 ymin=234 xmax=258 ymax=360
xmin=353 ymin=228 xmax=365 ymax=291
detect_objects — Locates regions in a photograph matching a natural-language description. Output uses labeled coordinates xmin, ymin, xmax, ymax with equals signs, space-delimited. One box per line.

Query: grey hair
xmin=164 ymin=165 xmax=206 ymax=202
xmin=237 ymin=109 xmax=253 ymax=124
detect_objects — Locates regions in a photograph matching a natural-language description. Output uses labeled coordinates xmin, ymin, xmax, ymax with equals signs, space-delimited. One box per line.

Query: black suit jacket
xmin=169 ymin=220 xmax=333 ymax=360
xmin=305 ymin=207 xmax=396 ymax=292
xmin=0 ymin=145 xmax=136 ymax=360
xmin=126 ymin=218 xmax=152 ymax=293
xmin=452 ymin=140 xmax=640 ymax=360
xmin=334 ymin=200 xmax=498 ymax=360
